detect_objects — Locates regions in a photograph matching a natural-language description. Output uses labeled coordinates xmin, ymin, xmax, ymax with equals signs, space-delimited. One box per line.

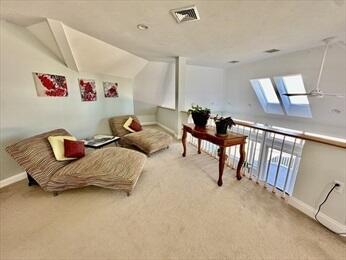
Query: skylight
xmin=258 ymin=78 xmax=280 ymax=104
xmin=250 ymin=78 xmax=284 ymax=115
xmin=274 ymin=74 xmax=312 ymax=118
xmin=282 ymin=75 xmax=309 ymax=105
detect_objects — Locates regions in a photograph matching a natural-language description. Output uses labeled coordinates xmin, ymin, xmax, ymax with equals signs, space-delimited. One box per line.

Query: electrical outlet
xmin=334 ymin=180 xmax=344 ymax=193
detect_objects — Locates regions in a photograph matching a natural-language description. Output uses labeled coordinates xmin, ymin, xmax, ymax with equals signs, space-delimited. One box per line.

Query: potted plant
xmin=213 ymin=115 xmax=236 ymax=136
xmin=188 ymin=105 xmax=211 ymax=128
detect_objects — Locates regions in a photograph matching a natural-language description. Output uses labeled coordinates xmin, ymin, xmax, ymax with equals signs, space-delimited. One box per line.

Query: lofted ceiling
xmin=0 ymin=0 xmax=345 ymax=67
xmin=25 ymin=18 xmax=148 ymax=78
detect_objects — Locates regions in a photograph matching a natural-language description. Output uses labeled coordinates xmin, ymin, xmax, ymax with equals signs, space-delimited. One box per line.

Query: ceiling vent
xmin=265 ymin=49 xmax=280 ymax=53
xmin=170 ymin=5 xmax=200 ymax=23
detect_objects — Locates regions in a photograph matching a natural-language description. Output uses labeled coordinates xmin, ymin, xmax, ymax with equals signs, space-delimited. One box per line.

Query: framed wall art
xmin=103 ymin=82 xmax=119 ymax=98
xmin=79 ymin=79 xmax=97 ymax=101
xmin=33 ymin=73 xmax=68 ymax=97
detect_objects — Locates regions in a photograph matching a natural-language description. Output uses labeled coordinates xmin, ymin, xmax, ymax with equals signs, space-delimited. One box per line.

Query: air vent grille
xmin=171 ymin=5 xmax=200 ymax=23
xmin=265 ymin=49 xmax=280 ymax=53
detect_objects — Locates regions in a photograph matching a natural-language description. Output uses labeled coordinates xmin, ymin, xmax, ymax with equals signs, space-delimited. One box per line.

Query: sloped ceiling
xmin=63 ymin=25 xmax=147 ymax=78
xmin=0 ymin=0 xmax=345 ymax=67
xmin=27 ymin=20 xmax=65 ymax=63
xmin=19 ymin=18 xmax=147 ymax=78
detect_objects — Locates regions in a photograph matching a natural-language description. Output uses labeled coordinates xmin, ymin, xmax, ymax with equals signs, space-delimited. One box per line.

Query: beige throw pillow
xmin=123 ymin=117 xmax=135 ymax=133
xmin=48 ymin=135 xmax=77 ymax=161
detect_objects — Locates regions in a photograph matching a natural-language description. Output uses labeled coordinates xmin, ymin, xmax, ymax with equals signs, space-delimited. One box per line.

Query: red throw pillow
xmin=64 ymin=139 xmax=85 ymax=158
xmin=129 ymin=119 xmax=142 ymax=132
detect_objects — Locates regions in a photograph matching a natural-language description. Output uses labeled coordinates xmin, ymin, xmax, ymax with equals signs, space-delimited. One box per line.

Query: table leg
xmin=236 ymin=143 xmax=245 ymax=180
xmin=217 ymin=146 xmax=226 ymax=186
xmin=197 ymin=139 xmax=201 ymax=154
xmin=182 ymin=129 xmax=187 ymax=157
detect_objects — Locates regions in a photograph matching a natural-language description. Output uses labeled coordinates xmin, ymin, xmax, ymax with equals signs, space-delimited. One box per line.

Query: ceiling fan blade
xmin=321 ymin=93 xmax=345 ymax=98
xmin=282 ymin=93 xmax=310 ymax=97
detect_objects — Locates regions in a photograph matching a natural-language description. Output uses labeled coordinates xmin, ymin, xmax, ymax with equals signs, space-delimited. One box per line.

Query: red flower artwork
xmin=103 ymin=82 xmax=119 ymax=98
xmin=34 ymin=73 xmax=68 ymax=97
xmin=79 ymin=79 xmax=97 ymax=101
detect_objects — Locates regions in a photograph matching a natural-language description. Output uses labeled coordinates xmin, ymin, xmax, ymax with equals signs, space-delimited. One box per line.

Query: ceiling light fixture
xmin=265 ymin=49 xmax=280 ymax=53
xmin=137 ymin=24 xmax=149 ymax=30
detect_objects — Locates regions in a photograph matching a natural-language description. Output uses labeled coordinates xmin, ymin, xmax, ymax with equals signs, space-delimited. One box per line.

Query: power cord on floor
xmin=314 ymin=183 xmax=346 ymax=236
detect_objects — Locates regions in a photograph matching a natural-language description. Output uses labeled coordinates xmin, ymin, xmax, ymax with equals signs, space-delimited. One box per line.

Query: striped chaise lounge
xmin=109 ymin=115 xmax=173 ymax=156
xmin=6 ymin=129 xmax=146 ymax=196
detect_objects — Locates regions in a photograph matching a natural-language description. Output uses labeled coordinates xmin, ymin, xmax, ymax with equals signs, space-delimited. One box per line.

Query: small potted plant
xmin=213 ymin=115 xmax=236 ymax=136
xmin=188 ymin=104 xmax=211 ymax=128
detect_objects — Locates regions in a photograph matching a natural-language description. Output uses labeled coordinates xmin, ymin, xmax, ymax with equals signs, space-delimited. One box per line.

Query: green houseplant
xmin=188 ymin=105 xmax=211 ymax=127
xmin=213 ymin=115 xmax=236 ymax=136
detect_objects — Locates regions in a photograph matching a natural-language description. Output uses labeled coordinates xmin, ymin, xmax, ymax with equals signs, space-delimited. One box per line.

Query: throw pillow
xmin=48 ymin=135 xmax=77 ymax=161
xmin=123 ymin=117 xmax=135 ymax=133
xmin=129 ymin=119 xmax=142 ymax=132
xmin=64 ymin=139 xmax=85 ymax=158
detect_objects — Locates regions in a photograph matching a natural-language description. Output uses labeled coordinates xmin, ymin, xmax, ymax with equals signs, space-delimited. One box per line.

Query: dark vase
xmin=192 ymin=112 xmax=210 ymax=127
xmin=215 ymin=117 xmax=236 ymax=135
xmin=215 ymin=121 xmax=228 ymax=135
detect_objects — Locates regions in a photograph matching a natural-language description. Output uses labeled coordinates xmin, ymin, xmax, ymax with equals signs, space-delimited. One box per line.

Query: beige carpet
xmin=0 ymin=142 xmax=345 ymax=260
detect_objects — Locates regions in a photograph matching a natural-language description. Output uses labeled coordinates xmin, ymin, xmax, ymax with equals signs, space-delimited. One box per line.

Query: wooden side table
xmin=182 ymin=123 xmax=247 ymax=186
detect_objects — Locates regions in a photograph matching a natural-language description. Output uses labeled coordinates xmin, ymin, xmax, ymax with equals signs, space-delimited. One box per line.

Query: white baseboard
xmin=156 ymin=122 xmax=179 ymax=139
xmin=288 ymin=196 xmax=346 ymax=235
xmin=0 ymin=172 xmax=27 ymax=189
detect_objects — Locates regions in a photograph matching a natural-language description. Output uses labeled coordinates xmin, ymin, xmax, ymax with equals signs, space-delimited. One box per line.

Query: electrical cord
xmin=314 ymin=183 xmax=346 ymax=236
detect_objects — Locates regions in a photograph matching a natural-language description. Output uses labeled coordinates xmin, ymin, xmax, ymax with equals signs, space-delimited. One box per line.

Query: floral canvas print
xmin=33 ymin=73 xmax=68 ymax=97
xmin=103 ymin=82 xmax=119 ymax=98
xmin=79 ymin=79 xmax=97 ymax=101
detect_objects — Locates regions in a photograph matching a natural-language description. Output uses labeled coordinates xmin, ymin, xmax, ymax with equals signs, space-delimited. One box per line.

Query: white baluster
xmin=244 ymin=128 xmax=252 ymax=175
xmin=281 ymin=138 xmax=297 ymax=199
xmin=249 ymin=129 xmax=259 ymax=180
xmin=264 ymin=133 xmax=276 ymax=189
xmin=272 ymin=136 xmax=286 ymax=193
xmin=256 ymin=131 xmax=267 ymax=184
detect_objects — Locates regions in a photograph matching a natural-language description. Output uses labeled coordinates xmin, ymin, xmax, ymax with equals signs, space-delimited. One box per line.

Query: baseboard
xmin=288 ymin=196 xmax=346 ymax=235
xmin=0 ymin=172 xmax=27 ymax=189
xmin=156 ymin=122 xmax=179 ymax=139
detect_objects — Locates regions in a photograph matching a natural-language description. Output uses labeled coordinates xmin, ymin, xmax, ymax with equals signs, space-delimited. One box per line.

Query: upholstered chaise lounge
xmin=109 ymin=115 xmax=173 ymax=155
xmin=6 ymin=129 xmax=146 ymax=196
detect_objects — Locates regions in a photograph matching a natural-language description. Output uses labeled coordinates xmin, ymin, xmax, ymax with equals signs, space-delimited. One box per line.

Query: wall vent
xmin=170 ymin=5 xmax=200 ymax=23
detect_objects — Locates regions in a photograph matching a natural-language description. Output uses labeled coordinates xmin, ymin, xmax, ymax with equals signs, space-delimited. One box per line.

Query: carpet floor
xmin=0 ymin=142 xmax=345 ymax=260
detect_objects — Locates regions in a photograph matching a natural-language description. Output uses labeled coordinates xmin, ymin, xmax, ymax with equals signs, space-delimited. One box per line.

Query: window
xmin=282 ymin=75 xmax=309 ymax=105
xmin=274 ymin=74 xmax=312 ymax=118
xmin=263 ymin=148 xmax=298 ymax=194
xmin=258 ymin=78 xmax=280 ymax=104
xmin=250 ymin=78 xmax=284 ymax=115
xmin=251 ymin=74 xmax=312 ymax=118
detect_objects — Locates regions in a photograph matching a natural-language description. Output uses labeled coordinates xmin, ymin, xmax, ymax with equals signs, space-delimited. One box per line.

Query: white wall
xmin=133 ymin=61 xmax=174 ymax=122
xmin=224 ymin=45 xmax=346 ymax=138
xmin=292 ymin=141 xmax=346 ymax=227
xmin=0 ymin=21 xmax=134 ymax=180
xmin=161 ymin=63 xmax=175 ymax=110
xmin=185 ymin=65 xmax=225 ymax=112
xmin=156 ymin=107 xmax=178 ymax=135
xmin=134 ymin=63 xmax=225 ymax=124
